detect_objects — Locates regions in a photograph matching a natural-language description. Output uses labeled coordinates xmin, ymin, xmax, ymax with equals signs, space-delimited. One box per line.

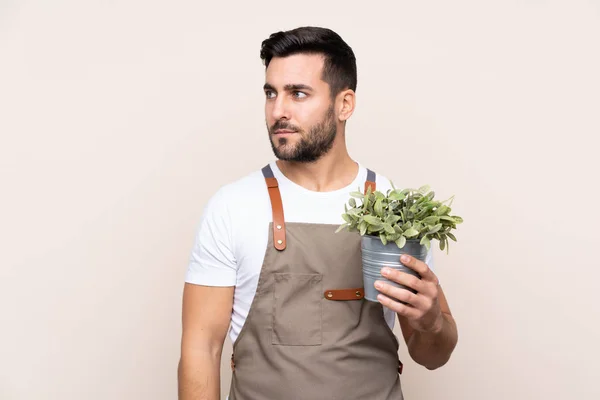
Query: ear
xmin=337 ymin=89 xmax=356 ymax=122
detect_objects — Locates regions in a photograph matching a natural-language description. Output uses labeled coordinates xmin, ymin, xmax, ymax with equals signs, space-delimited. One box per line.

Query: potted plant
xmin=336 ymin=184 xmax=463 ymax=302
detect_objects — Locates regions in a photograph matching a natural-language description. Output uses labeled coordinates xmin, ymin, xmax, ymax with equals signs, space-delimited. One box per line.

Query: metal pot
xmin=361 ymin=235 xmax=428 ymax=302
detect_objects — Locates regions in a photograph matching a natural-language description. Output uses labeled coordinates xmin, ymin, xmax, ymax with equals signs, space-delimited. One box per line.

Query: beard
xmin=267 ymin=105 xmax=337 ymax=163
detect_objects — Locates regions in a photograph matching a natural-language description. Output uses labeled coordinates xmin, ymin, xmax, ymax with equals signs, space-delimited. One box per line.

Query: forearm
xmin=178 ymin=350 xmax=221 ymax=400
xmin=406 ymin=312 xmax=458 ymax=370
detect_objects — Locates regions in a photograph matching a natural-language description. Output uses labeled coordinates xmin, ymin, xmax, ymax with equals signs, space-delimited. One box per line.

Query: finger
xmin=374 ymin=279 xmax=424 ymax=308
xmin=399 ymin=254 xmax=438 ymax=285
xmin=381 ymin=268 xmax=424 ymax=294
xmin=376 ymin=293 xmax=420 ymax=318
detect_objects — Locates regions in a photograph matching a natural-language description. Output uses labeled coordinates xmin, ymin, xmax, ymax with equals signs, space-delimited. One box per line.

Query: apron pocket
xmin=272 ymin=273 xmax=323 ymax=346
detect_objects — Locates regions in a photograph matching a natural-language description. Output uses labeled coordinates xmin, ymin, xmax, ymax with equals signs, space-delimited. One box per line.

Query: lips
xmin=274 ymin=130 xmax=296 ymax=134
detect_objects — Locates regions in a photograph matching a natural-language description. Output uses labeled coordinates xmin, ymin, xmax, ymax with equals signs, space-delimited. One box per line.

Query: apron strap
xmin=365 ymin=168 xmax=376 ymax=193
xmin=261 ymin=165 xmax=377 ymax=251
xmin=262 ymin=164 xmax=286 ymax=251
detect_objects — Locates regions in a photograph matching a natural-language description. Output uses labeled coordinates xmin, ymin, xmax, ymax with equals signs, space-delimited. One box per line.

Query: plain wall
xmin=1 ymin=1 xmax=599 ymax=399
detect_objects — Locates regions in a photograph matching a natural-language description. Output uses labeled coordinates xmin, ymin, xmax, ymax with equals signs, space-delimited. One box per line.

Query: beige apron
xmin=228 ymin=164 xmax=404 ymax=400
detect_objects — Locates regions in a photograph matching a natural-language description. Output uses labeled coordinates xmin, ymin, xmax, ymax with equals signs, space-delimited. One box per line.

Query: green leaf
xmin=427 ymin=223 xmax=443 ymax=234
xmin=342 ymin=214 xmax=352 ymax=223
xmin=349 ymin=198 xmax=357 ymax=208
xmin=379 ymin=233 xmax=388 ymax=246
xmin=383 ymin=223 xmax=395 ymax=234
xmin=418 ymin=185 xmax=431 ymax=195
xmin=423 ymin=216 xmax=440 ymax=225
xmin=363 ymin=195 xmax=371 ymax=211
xmin=335 ymin=223 xmax=349 ymax=233
xmin=453 ymin=216 xmax=464 ymax=224
xmin=345 ymin=207 xmax=358 ymax=216
xmin=420 ymin=235 xmax=431 ymax=251
xmin=374 ymin=199 xmax=384 ymax=217
xmin=435 ymin=205 xmax=451 ymax=216
xmin=447 ymin=232 xmax=457 ymax=241
xmin=350 ymin=191 xmax=364 ymax=199
xmin=395 ymin=236 xmax=407 ymax=249
xmin=357 ymin=221 xmax=366 ymax=236
xmin=443 ymin=195 xmax=455 ymax=207
xmin=363 ymin=215 xmax=383 ymax=226
xmin=368 ymin=224 xmax=384 ymax=233
xmin=388 ymin=190 xmax=407 ymax=201
xmin=403 ymin=227 xmax=419 ymax=238
xmin=386 ymin=233 xmax=401 ymax=242
xmin=385 ymin=214 xmax=402 ymax=225
xmin=415 ymin=207 xmax=433 ymax=219
xmin=439 ymin=238 xmax=446 ymax=251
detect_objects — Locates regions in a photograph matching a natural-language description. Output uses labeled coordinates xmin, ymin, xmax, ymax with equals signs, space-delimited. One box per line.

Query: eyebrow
xmin=263 ymin=83 xmax=314 ymax=92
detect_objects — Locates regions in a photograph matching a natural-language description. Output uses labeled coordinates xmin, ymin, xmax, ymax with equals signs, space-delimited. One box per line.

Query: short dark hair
xmin=260 ymin=26 xmax=357 ymax=98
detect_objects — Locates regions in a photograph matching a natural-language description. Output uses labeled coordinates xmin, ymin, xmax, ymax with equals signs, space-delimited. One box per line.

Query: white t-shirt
xmin=185 ymin=160 xmax=434 ymax=344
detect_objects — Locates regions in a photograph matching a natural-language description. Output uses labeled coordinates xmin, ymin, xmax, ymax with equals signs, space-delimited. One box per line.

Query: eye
xmin=265 ymin=90 xmax=276 ymax=99
xmin=293 ymin=91 xmax=307 ymax=99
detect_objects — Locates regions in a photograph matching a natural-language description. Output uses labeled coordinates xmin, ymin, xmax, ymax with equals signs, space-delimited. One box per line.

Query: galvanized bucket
xmin=361 ymin=235 xmax=428 ymax=302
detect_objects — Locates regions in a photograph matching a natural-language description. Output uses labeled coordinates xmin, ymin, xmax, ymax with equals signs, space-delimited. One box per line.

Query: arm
xmin=374 ymin=254 xmax=458 ymax=370
xmin=178 ymin=283 xmax=234 ymax=400
xmin=397 ymin=286 xmax=458 ymax=369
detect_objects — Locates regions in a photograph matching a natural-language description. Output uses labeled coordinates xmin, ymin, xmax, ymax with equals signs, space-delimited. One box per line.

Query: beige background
xmin=1 ymin=1 xmax=599 ymax=399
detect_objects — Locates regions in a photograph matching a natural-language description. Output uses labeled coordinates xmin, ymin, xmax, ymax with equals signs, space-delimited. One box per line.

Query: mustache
xmin=270 ymin=120 xmax=301 ymax=133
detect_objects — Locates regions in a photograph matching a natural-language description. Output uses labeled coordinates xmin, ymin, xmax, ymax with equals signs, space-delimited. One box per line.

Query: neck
xmin=276 ymin=133 xmax=358 ymax=192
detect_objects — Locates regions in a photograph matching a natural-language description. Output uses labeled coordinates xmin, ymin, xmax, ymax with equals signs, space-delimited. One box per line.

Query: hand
xmin=374 ymin=254 xmax=444 ymax=334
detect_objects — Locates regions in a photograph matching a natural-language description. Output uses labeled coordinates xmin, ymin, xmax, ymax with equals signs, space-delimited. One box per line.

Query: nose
xmin=270 ymin=96 xmax=291 ymax=121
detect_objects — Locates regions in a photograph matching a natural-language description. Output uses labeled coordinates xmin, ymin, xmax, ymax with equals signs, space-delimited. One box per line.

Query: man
xmin=178 ymin=26 xmax=458 ymax=400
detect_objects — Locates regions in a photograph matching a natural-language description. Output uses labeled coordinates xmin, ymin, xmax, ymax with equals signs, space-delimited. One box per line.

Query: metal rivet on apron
xmin=327 ymin=292 xmax=333 ymax=298
xmin=276 ymin=225 xmax=282 ymax=230
xmin=277 ymin=239 xmax=283 ymax=245
xmin=356 ymin=291 xmax=361 ymax=297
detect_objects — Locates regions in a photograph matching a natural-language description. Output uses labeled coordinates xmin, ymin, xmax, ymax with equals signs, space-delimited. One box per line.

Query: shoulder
xmin=205 ymin=167 xmax=269 ymax=212
xmin=188 ymin=164 xmax=270 ymax=263
xmin=198 ymin=165 xmax=272 ymax=240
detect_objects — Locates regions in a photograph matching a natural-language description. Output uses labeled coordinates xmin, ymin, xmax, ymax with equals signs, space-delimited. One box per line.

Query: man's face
xmin=264 ymin=54 xmax=337 ymax=163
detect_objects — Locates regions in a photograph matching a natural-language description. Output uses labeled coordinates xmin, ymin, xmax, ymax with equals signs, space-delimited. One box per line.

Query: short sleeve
xmin=185 ymin=188 xmax=237 ymax=286
xmin=425 ymin=247 xmax=435 ymax=271
xmin=425 ymin=247 xmax=439 ymax=284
